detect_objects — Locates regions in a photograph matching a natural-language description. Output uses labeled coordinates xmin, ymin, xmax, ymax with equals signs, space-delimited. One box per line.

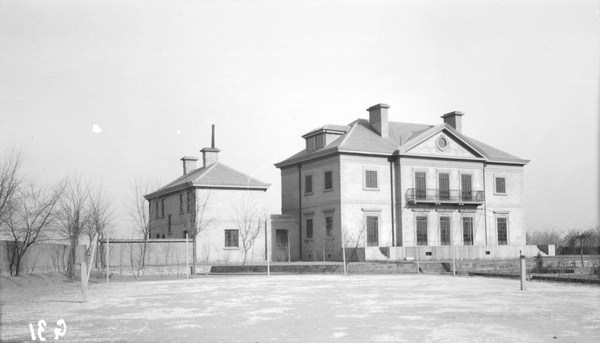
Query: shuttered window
xmin=461 ymin=174 xmax=472 ymax=201
xmin=440 ymin=217 xmax=451 ymax=246
xmin=365 ymin=170 xmax=378 ymax=189
xmin=496 ymin=177 xmax=506 ymax=194
xmin=439 ymin=173 xmax=450 ymax=200
xmin=463 ymin=217 xmax=473 ymax=245
xmin=315 ymin=134 xmax=324 ymax=149
xmin=415 ymin=172 xmax=427 ymax=200
xmin=417 ymin=216 xmax=428 ymax=246
xmin=225 ymin=230 xmax=239 ymax=248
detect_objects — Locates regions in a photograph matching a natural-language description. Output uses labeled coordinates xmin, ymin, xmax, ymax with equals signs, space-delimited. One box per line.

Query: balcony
xmin=405 ymin=188 xmax=485 ymax=205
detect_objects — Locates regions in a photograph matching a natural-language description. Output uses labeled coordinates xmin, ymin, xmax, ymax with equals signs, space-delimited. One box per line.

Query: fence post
xmin=520 ymin=252 xmax=526 ymax=291
xmin=106 ymin=236 xmax=109 ymax=283
xmin=81 ymin=262 xmax=88 ymax=302
xmin=416 ymin=246 xmax=420 ymax=274
xmin=186 ymin=233 xmax=189 ymax=279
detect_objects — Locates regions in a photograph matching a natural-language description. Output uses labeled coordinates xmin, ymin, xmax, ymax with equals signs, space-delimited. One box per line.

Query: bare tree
xmin=188 ymin=189 xmax=213 ymax=274
xmin=1 ymin=180 xmax=63 ymax=276
xmin=83 ymin=184 xmax=112 ymax=266
xmin=565 ymin=228 xmax=595 ymax=267
xmin=0 ymin=150 xmax=22 ymax=225
xmin=58 ymin=176 xmax=90 ymax=278
xmin=233 ymin=196 xmax=266 ymax=265
xmin=341 ymin=221 xmax=367 ymax=275
xmin=130 ymin=178 xmax=155 ymax=271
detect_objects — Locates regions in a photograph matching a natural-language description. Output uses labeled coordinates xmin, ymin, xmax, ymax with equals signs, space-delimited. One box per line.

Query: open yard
xmin=1 ymin=273 xmax=599 ymax=342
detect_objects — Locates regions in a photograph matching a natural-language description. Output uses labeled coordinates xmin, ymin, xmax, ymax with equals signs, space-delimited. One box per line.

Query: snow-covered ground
xmin=1 ymin=273 xmax=599 ymax=342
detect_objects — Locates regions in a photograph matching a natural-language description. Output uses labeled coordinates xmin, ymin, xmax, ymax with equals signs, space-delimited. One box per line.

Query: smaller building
xmin=145 ymin=126 xmax=270 ymax=264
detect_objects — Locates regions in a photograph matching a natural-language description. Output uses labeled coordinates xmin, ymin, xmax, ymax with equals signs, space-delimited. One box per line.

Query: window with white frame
xmin=179 ymin=193 xmax=184 ymax=213
xmin=416 ymin=216 xmax=428 ymax=246
xmin=365 ymin=170 xmax=378 ymax=189
xmin=463 ymin=217 xmax=473 ymax=245
xmin=497 ymin=217 xmax=508 ymax=245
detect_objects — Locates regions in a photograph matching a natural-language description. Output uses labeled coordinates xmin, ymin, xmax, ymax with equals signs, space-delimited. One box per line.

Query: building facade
xmin=275 ymin=104 xmax=535 ymax=261
xmin=145 ymin=128 xmax=270 ymax=264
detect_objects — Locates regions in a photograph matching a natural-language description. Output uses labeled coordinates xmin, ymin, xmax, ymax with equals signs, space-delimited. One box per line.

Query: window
xmin=366 ymin=216 xmax=379 ymax=246
xmin=186 ymin=191 xmax=192 ymax=212
xmin=325 ymin=216 xmax=333 ymax=237
xmin=495 ymin=177 xmax=506 ymax=194
xmin=161 ymin=199 xmax=165 ymax=218
xmin=179 ymin=193 xmax=184 ymax=213
xmin=306 ymin=136 xmax=316 ymax=151
xmin=461 ymin=174 xmax=472 ymax=201
xmin=439 ymin=173 xmax=450 ymax=200
xmin=415 ymin=172 xmax=426 ymax=200
xmin=416 ymin=216 xmax=428 ymax=246
xmin=162 ymin=234 xmax=165 ymax=239
xmin=305 ymin=175 xmax=313 ymax=194
xmin=365 ymin=170 xmax=378 ymax=189
xmin=148 ymin=229 xmax=151 ymax=239
xmin=155 ymin=200 xmax=159 ymax=219
xmin=225 ymin=229 xmax=239 ymax=248
xmin=440 ymin=217 xmax=451 ymax=246
xmin=463 ymin=217 xmax=473 ymax=245
xmin=497 ymin=217 xmax=508 ymax=245
xmin=324 ymin=171 xmax=333 ymax=190
xmin=315 ymin=134 xmax=324 ymax=149
xmin=167 ymin=215 xmax=172 ymax=234
xmin=306 ymin=218 xmax=313 ymax=239
xmin=156 ymin=234 xmax=159 ymax=239
xmin=183 ymin=230 xmax=188 ymax=239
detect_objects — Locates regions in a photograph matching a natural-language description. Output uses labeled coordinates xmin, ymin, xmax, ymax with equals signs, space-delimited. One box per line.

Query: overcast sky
xmin=1 ymin=0 xmax=598 ymax=237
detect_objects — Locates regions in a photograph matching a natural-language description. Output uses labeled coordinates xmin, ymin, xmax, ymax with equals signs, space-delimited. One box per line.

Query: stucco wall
xmin=149 ymin=188 xmax=269 ymax=263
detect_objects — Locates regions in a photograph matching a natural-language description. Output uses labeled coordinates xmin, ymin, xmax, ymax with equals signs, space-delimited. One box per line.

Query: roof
xmin=275 ymin=118 xmax=529 ymax=168
xmin=145 ymin=162 xmax=270 ymax=199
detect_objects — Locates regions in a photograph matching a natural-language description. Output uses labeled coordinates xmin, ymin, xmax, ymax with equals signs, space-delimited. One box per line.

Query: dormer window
xmin=303 ymin=125 xmax=349 ymax=153
xmin=305 ymin=134 xmax=325 ymax=152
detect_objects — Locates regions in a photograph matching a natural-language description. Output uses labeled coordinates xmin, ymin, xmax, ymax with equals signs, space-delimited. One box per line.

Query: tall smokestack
xmin=211 ymin=124 xmax=215 ymax=148
xmin=201 ymin=124 xmax=220 ymax=168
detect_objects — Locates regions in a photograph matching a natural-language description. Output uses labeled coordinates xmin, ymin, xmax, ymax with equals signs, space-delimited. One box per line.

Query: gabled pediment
xmin=400 ymin=124 xmax=487 ymax=160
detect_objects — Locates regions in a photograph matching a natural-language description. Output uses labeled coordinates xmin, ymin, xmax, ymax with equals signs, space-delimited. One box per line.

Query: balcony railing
xmin=406 ymin=188 xmax=485 ymax=205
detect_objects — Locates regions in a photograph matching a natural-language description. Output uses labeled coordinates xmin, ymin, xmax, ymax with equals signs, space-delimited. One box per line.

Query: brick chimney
xmin=367 ymin=103 xmax=390 ymax=138
xmin=180 ymin=156 xmax=199 ymax=175
xmin=201 ymin=124 xmax=220 ymax=168
xmin=441 ymin=111 xmax=464 ymax=133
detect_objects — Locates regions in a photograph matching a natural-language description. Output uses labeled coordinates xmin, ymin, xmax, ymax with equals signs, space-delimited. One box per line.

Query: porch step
xmin=418 ymin=263 xmax=449 ymax=274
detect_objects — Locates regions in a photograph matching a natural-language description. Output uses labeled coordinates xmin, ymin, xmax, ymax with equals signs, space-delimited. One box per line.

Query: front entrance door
xmin=275 ymin=229 xmax=289 ymax=261
xmin=366 ymin=216 xmax=379 ymax=246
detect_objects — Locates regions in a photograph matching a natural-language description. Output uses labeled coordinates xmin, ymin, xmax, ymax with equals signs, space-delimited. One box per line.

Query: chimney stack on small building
xmin=181 ymin=156 xmax=199 ymax=175
xmin=367 ymin=103 xmax=390 ymax=138
xmin=201 ymin=124 xmax=220 ymax=168
xmin=441 ymin=111 xmax=464 ymax=133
